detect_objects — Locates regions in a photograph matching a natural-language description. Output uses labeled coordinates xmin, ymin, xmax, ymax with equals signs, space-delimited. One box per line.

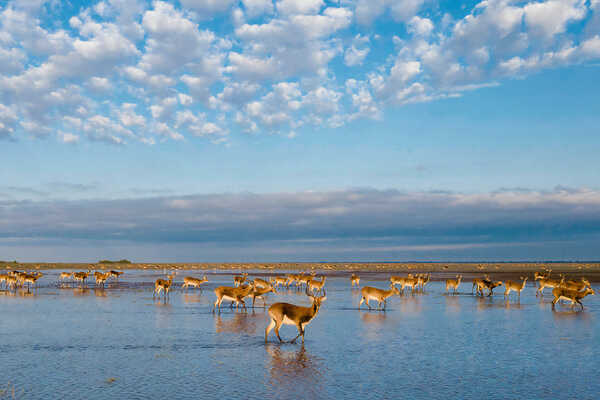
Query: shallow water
xmin=1 ymin=270 xmax=598 ymax=399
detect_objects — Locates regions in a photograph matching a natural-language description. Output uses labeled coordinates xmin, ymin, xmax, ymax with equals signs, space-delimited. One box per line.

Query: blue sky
xmin=1 ymin=0 xmax=600 ymax=262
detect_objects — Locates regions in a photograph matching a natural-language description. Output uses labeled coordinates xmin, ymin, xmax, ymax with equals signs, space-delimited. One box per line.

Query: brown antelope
xmin=250 ymin=285 xmax=277 ymax=308
xmin=233 ymin=272 xmax=248 ymax=287
xmin=153 ymin=276 xmax=173 ymax=299
xmin=446 ymin=275 xmax=462 ymax=294
xmin=350 ymin=273 xmax=360 ymax=287
xmin=504 ymin=277 xmax=528 ymax=299
xmin=265 ymin=288 xmax=326 ymax=344
xmin=270 ymin=276 xmax=289 ymax=289
xmin=182 ymin=275 xmax=208 ymax=291
xmin=253 ymin=277 xmax=273 ymax=290
xmin=473 ymin=278 xmax=502 ymax=296
xmin=58 ymin=272 xmax=72 ymax=284
xmin=418 ymin=273 xmax=431 ymax=291
xmin=95 ymin=272 xmax=109 ymax=288
xmin=359 ymin=285 xmax=400 ymax=310
xmin=212 ymin=283 xmax=254 ymax=313
xmin=5 ymin=275 xmax=18 ymax=290
xmin=21 ymin=273 xmax=42 ymax=292
xmin=285 ymin=274 xmax=297 ymax=287
xmin=307 ymin=276 xmax=326 ymax=294
xmin=296 ymin=273 xmax=315 ymax=290
xmin=72 ymin=270 xmax=91 ymax=287
xmin=561 ymin=277 xmax=591 ymax=291
xmin=401 ymin=276 xmax=419 ymax=294
xmin=108 ymin=270 xmax=124 ymax=280
xmin=537 ymin=275 xmax=565 ymax=296
xmin=552 ymin=287 xmax=595 ymax=310
xmin=390 ymin=274 xmax=412 ymax=287
xmin=534 ymin=269 xmax=551 ymax=281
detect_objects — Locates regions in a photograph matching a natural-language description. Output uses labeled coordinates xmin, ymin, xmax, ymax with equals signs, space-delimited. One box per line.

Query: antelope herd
xmin=0 ymin=266 xmax=597 ymax=344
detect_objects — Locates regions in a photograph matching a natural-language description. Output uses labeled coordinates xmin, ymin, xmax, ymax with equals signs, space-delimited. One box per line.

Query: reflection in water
xmin=183 ymin=293 xmax=203 ymax=304
xmin=266 ymin=345 xmax=323 ymax=399
xmin=214 ymin=312 xmax=260 ymax=335
xmin=444 ymin=294 xmax=460 ymax=313
xmin=398 ymin=295 xmax=422 ymax=314
xmin=72 ymin=288 xmax=90 ymax=297
xmin=360 ymin=311 xmax=387 ymax=325
xmin=94 ymin=288 xmax=108 ymax=298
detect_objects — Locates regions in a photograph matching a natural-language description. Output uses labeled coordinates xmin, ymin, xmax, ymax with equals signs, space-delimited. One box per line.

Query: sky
xmin=1 ymin=0 xmax=600 ymax=262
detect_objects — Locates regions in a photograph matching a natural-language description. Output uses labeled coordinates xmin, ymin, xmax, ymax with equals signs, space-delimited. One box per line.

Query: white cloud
xmin=276 ymin=0 xmax=323 ymax=15
xmin=242 ymin=0 xmax=274 ymax=18
xmin=344 ymin=34 xmax=370 ymax=66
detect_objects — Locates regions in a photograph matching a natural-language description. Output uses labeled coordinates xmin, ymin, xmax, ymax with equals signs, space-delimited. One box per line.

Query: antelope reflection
xmin=266 ymin=345 xmax=322 ymax=397
xmin=214 ymin=312 xmax=260 ymax=335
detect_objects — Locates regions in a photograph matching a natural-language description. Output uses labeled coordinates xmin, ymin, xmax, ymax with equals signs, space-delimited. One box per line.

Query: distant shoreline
xmin=2 ymin=261 xmax=598 ymax=274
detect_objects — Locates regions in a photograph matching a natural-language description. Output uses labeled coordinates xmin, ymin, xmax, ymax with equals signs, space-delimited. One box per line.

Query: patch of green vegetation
xmin=98 ymin=259 xmax=132 ymax=264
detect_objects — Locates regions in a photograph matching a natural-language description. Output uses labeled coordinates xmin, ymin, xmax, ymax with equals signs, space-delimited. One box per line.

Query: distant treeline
xmin=98 ymin=259 xmax=132 ymax=264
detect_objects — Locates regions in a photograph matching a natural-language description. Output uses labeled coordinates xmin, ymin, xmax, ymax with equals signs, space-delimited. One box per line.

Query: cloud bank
xmin=2 ymin=187 xmax=599 ymax=261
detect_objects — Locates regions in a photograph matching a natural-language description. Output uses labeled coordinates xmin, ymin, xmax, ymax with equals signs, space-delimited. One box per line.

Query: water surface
xmin=1 ymin=270 xmax=598 ymax=399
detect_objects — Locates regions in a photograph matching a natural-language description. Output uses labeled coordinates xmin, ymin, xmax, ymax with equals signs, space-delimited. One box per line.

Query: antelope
xmin=212 ymin=283 xmax=254 ymax=313
xmin=265 ymin=288 xmax=326 ymax=344
xmin=537 ymin=275 xmax=565 ymax=296
xmin=58 ymin=272 xmax=72 ymax=284
xmin=473 ymin=278 xmax=502 ymax=296
xmin=250 ymin=285 xmax=277 ymax=308
xmin=5 ymin=275 xmax=18 ymax=290
xmin=0 ymin=274 xmax=8 ymax=289
xmin=95 ymin=272 xmax=109 ymax=288
xmin=390 ymin=274 xmax=412 ymax=287
xmin=21 ymin=273 xmax=42 ymax=292
xmin=359 ymin=285 xmax=400 ymax=310
xmin=182 ymin=275 xmax=208 ymax=291
xmin=253 ymin=277 xmax=273 ymax=290
xmin=296 ymin=273 xmax=315 ymax=290
xmin=72 ymin=270 xmax=91 ymax=287
xmin=534 ymin=269 xmax=551 ymax=281
xmin=153 ymin=276 xmax=173 ymax=299
xmin=504 ymin=277 xmax=528 ymax=299
xmin=552 ymin=287 xmax=595 ymax=310
xmin=270 ymin=276 xmax=288 ymax=289
xmin=108 ymin=270 xmax=124 ymax=280
xmin=350 ymin=273 xmax=360 ymax=287
xmin=446 ymin=275 xmax=462 ymax=294
xmin=307 ymin=276 xmax=326 ymax=294
xmin=401 ymin=276 xmax=419 ymax=294
xmin=418 ymin=273 xmax=431 ymax=291
xmin=285 ymin=274 xmax=297 ymax=287
xmin=233 ymin=272 xmax=248 ymax=287
xmin=561 ymin=277 xmax=591 ymax=291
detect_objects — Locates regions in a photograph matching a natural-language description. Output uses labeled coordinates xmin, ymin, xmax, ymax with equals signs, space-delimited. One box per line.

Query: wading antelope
xmin=552 ymin=287 xmax=595 ymax=310
xmin=5 ymin=275 xmax=18 ymax=290
xmin=253 ymin=277 xmax=273 ymax=290
xmin=561 ymin=277 xmax=591 ymax=291
xmin=265 ymin=288 xmax=326 ymax=344
xmin=58 ymin=272 xmax=72 ymax=284
xmin=270 ymin=276 xmax=289 ymax=289
xmin=473 ymin=278 xmax=502 ymax=297
xmin=250 ymin=285 xmax=277 ymax=308
xmin=446 ymin=275 xmax=462 ymax=294
xmin=233 ymin=273 xmax=248 ymax=287
xmin=296 ymin=273 xmax=315 ymax=290
xmin=0 ymin=274 xmax=9 ymax=289
xmin=417 ymin=273 xmax=431 ymax=291
xmin=350 ymin=273 xmax=360 ymax=287
xmin=182 ymin=275 xmax=208 ymax=291
xmin=400 ymin=276 xmax=419 ymax=295
xmin=359 ymin=285 xmax=400 ymax=310
xmin=212 ymin=283 xmax=254 ymax=313
xmin=534 ymin=269 xmax=552 ymax=281
xmin=504 ymin=277 xmax=528 ymax=299
xmin=73 ymin=270 xmax=91 ymax=287
xmin=21 ymin=273 xmax=42 ymax=292
xmin=95 ymin=272 xmax=109 ymax=288
xmin=307 ymin=276 xmax=326 ymax=294
xmin=108 ymin=270 xmax=124 ymax=280
xmin=537 ymin=275 xmax=565 ymax=296
xmin=153 ymin=276 xmax=173 ymax=299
